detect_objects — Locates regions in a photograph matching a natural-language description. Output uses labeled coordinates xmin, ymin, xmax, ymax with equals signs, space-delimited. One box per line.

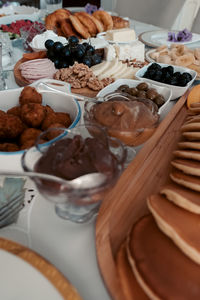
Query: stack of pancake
xmin=116 ymin=102 xmax=200 ymax=299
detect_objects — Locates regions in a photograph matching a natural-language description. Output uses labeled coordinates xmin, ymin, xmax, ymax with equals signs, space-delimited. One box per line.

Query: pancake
xmin=173 ymin=149 xmax=200 ymax=161
xmin=181 ymin=122 xmax=200 ymax=132
xmin=161 ymin=182 xmax=200 ymax=213
xmin=116 ymin=243 xmax=149 ymax=300
xmin=170 ymin=170 xmax=200 ymax=192
xmin=182 ymin=131 xmax=200 ymax=141
xmin=127 ymin=215 xmax=200 ymax=300
xmin=178 ymin=141 xmax=200 ymax=150
xmin=185 ymin=115 xmax=200 ymax=124
xmin=171 ymin=158 xmax=200 ymax=176
xmin=189 ymin=107 xmax=200 ymax=113
xmin=148 ymin=194 xmax=200 ymax=264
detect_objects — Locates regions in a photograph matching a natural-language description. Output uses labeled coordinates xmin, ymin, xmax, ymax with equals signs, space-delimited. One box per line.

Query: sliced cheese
xmin=98 ymin=60 xmax=122 ymax=80
xmin=91 ymin=61 xmax=110 ymax=76
xmin=120 ymin=67 xmax=137 ymax=79
xmin=112 ymin=64 xmax=129 ymax=79
xmin=105 ymin=28 xmax=136 ymax=43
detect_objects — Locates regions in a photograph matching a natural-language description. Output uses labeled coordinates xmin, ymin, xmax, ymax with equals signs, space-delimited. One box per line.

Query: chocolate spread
xmin=35 ymin=135 xmax=118 ymax=180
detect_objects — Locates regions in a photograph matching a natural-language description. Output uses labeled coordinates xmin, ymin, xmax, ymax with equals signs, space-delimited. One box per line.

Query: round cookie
xmin=170 ymin=170 xmax=200 ymax=192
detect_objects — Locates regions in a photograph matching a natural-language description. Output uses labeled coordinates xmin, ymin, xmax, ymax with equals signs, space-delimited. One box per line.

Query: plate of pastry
xmin=139 ymin=30 xmax=200 ymax=48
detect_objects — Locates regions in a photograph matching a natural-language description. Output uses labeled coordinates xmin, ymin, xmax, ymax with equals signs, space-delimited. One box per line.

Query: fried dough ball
xmin=0 ymin=109 xmax=6 ymax=116
xmin=5 ymin=115 xmax=24 ymax=139
xmin=41 ymin=112 xmax=58 ymax=130
xmin=20 ymin=139 xmax=36 ymax=150
xmin=44 ymin=105 xmax=55 ymax=115
xmin=21 ymin=103 xmax=46 ymax=128
xmin=0 ymin=142 xmax=20 ymax=152
xmin=55 ymin=112 xmax=71 ymax=127
xmin=7 ymin=106 xmax=21 ymax=117
xmin=19 ymin=128 xmax=42 ymax=146
xmin=19 ymin=86 xmax=42 ymax=105
xmin=45 ymin=123 xmax=66 ymax=140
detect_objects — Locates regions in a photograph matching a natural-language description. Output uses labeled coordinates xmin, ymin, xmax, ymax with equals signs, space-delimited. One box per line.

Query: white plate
xmin=0 ymin=249 xmax=63 ymax=300
xmin=0 ymin=6 xmax=41 ymax=24
xmin=139 ymin=30 xmax=200 ymax=48
xmin=97 ymin=78 xmax=172 ymax=115
xmin=145 ymin=48 xmax=200 ymax=80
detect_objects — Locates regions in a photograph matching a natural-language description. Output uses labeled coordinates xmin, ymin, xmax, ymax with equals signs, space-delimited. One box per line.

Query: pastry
xmin=182 ymin=131 xmax=200 ymax=140
xmin=170 ymin=170 xmax=200 ymax=192
xmin=171 ymin=158 xmax=200 ymax=176
xmin=74 ymin=12 xmax=97 ymax=36
xmin=148 ymin=194 xmax=200 ymax=264
xmin=69 ymin=15 xmax=90 ymax=39
xmin=92 ymin=10 xmax=113 ymax=31
xmin=181 ymin=122 xmax=200 ymax=132
xmin=161 ymin=181 xmax=200 ymax=213
xmin=127 ymin=215 xmax=200 ymax=300
xmin=60 ymin=18 xmax=80 ymax=38
xmin=88 ymin=15 xmax=104 ymax=33
xmin=173 ymin=149 xmax=200 ymax=161
xmin=112 ymin=16 xmax=130 ymax=29
xmin=178 ymin=141 xmax=200 ymax=150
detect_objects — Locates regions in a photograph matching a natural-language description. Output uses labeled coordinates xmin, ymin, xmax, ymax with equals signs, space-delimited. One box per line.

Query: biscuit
xmin=161 ymin=182 xmax=200 ymax=213
xmin=178 ymin=141 xmax=200 ymax=150
xmin=148 ymin=194 xmax=200 ymax=264
xmin=182 ymin=131 xmax=200 ymax=141
xmin=170 ymin=170 xmax=200 ymax=192
xmin=127 ymin=215 xmax=200 ymax=300
xmin=171 ymin=158 xmax=200 ymax=176
xmin=173 ymin=149 xmax=200 ymax=161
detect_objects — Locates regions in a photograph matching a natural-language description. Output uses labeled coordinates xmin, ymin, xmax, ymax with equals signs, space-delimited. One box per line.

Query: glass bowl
xmin=84 ymin=94 xmax=159 ymax=147
xmin=21 ymin=124 xmax=126 ymax=223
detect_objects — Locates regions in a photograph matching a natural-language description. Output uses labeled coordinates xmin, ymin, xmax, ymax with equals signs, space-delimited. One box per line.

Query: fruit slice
xmin=187 ymin=84 xmax=200 ymax=108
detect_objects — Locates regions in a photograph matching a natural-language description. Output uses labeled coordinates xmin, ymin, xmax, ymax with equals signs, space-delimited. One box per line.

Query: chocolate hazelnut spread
xmin=88 ymin=99 xmax=159 ymax=146
xmin=128 ymin=215 xmax=200 ymax=300
xmin=35 ymin=135 xmax=118 ymax=180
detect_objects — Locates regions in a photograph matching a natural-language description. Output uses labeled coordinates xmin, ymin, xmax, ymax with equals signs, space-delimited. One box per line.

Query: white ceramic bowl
xmin=97 ymin=78 xmax=172 ymax=114
xmin=0 ymin=79 xmax=81 ymax=171
xmin=135 ymin=62 xmax=197 ymax=100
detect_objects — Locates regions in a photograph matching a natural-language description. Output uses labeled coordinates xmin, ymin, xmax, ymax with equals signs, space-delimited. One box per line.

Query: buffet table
xmin=0 ymin=16 xmax=198 ymax=300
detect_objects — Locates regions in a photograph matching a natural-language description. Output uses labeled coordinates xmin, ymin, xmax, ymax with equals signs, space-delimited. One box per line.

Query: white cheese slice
xmin=104 ymin=44 xmax=116 ymax=61
xmin=105 ymin=28 xmax=136 ymax=42
xmin=120 ymin=67 xmax=137 ymax=79
xmin=112 ymin=64 xmax=128 ymax=79
xmin=91 ymin=61 xmax=110 ymax=76
xmin=98 ymin=59 xmax=121 ymax=80
xmin=114 ymin=41 xmax=145 ymax=61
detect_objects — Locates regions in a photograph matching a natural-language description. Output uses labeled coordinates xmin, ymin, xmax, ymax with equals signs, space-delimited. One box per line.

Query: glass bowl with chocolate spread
xmin=21 ymin=124 xmax=127 ymax=223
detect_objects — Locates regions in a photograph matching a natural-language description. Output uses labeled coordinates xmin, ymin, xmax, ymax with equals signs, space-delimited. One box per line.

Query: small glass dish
xmin=21 ymin=124 xmax=126 ymax=223
xmin=84 ymin=94 xmax=159 ymax=151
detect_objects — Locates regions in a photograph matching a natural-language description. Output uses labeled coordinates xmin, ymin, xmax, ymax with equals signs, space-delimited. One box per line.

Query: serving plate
xmin=0 ymin=238 xmax=82 ymax=300
xmin=96 ymin=92 xmax=188 ymax=300
xmin=145 ymin=48 xmax=200 ymax=80
xmin=14 ymin=58 xmax=99 ymax=98
xmin=139 ymin=30 xmax=200 ymax=48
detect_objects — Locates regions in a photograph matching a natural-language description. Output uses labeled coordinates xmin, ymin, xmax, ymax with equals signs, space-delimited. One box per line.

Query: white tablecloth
xmin=0 ymin=19 xmax=174 ymax=300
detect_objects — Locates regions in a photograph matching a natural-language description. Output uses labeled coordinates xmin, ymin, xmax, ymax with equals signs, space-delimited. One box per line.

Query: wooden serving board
xmin=96 ymin=93 xmax=188 ymax=300
xmin=14 ymin=58 xmax=98 ymax=98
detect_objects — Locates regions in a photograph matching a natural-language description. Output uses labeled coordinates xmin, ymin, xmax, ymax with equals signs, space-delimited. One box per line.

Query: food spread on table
xmin=1 ymin=2 xmax=200 ymax=300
